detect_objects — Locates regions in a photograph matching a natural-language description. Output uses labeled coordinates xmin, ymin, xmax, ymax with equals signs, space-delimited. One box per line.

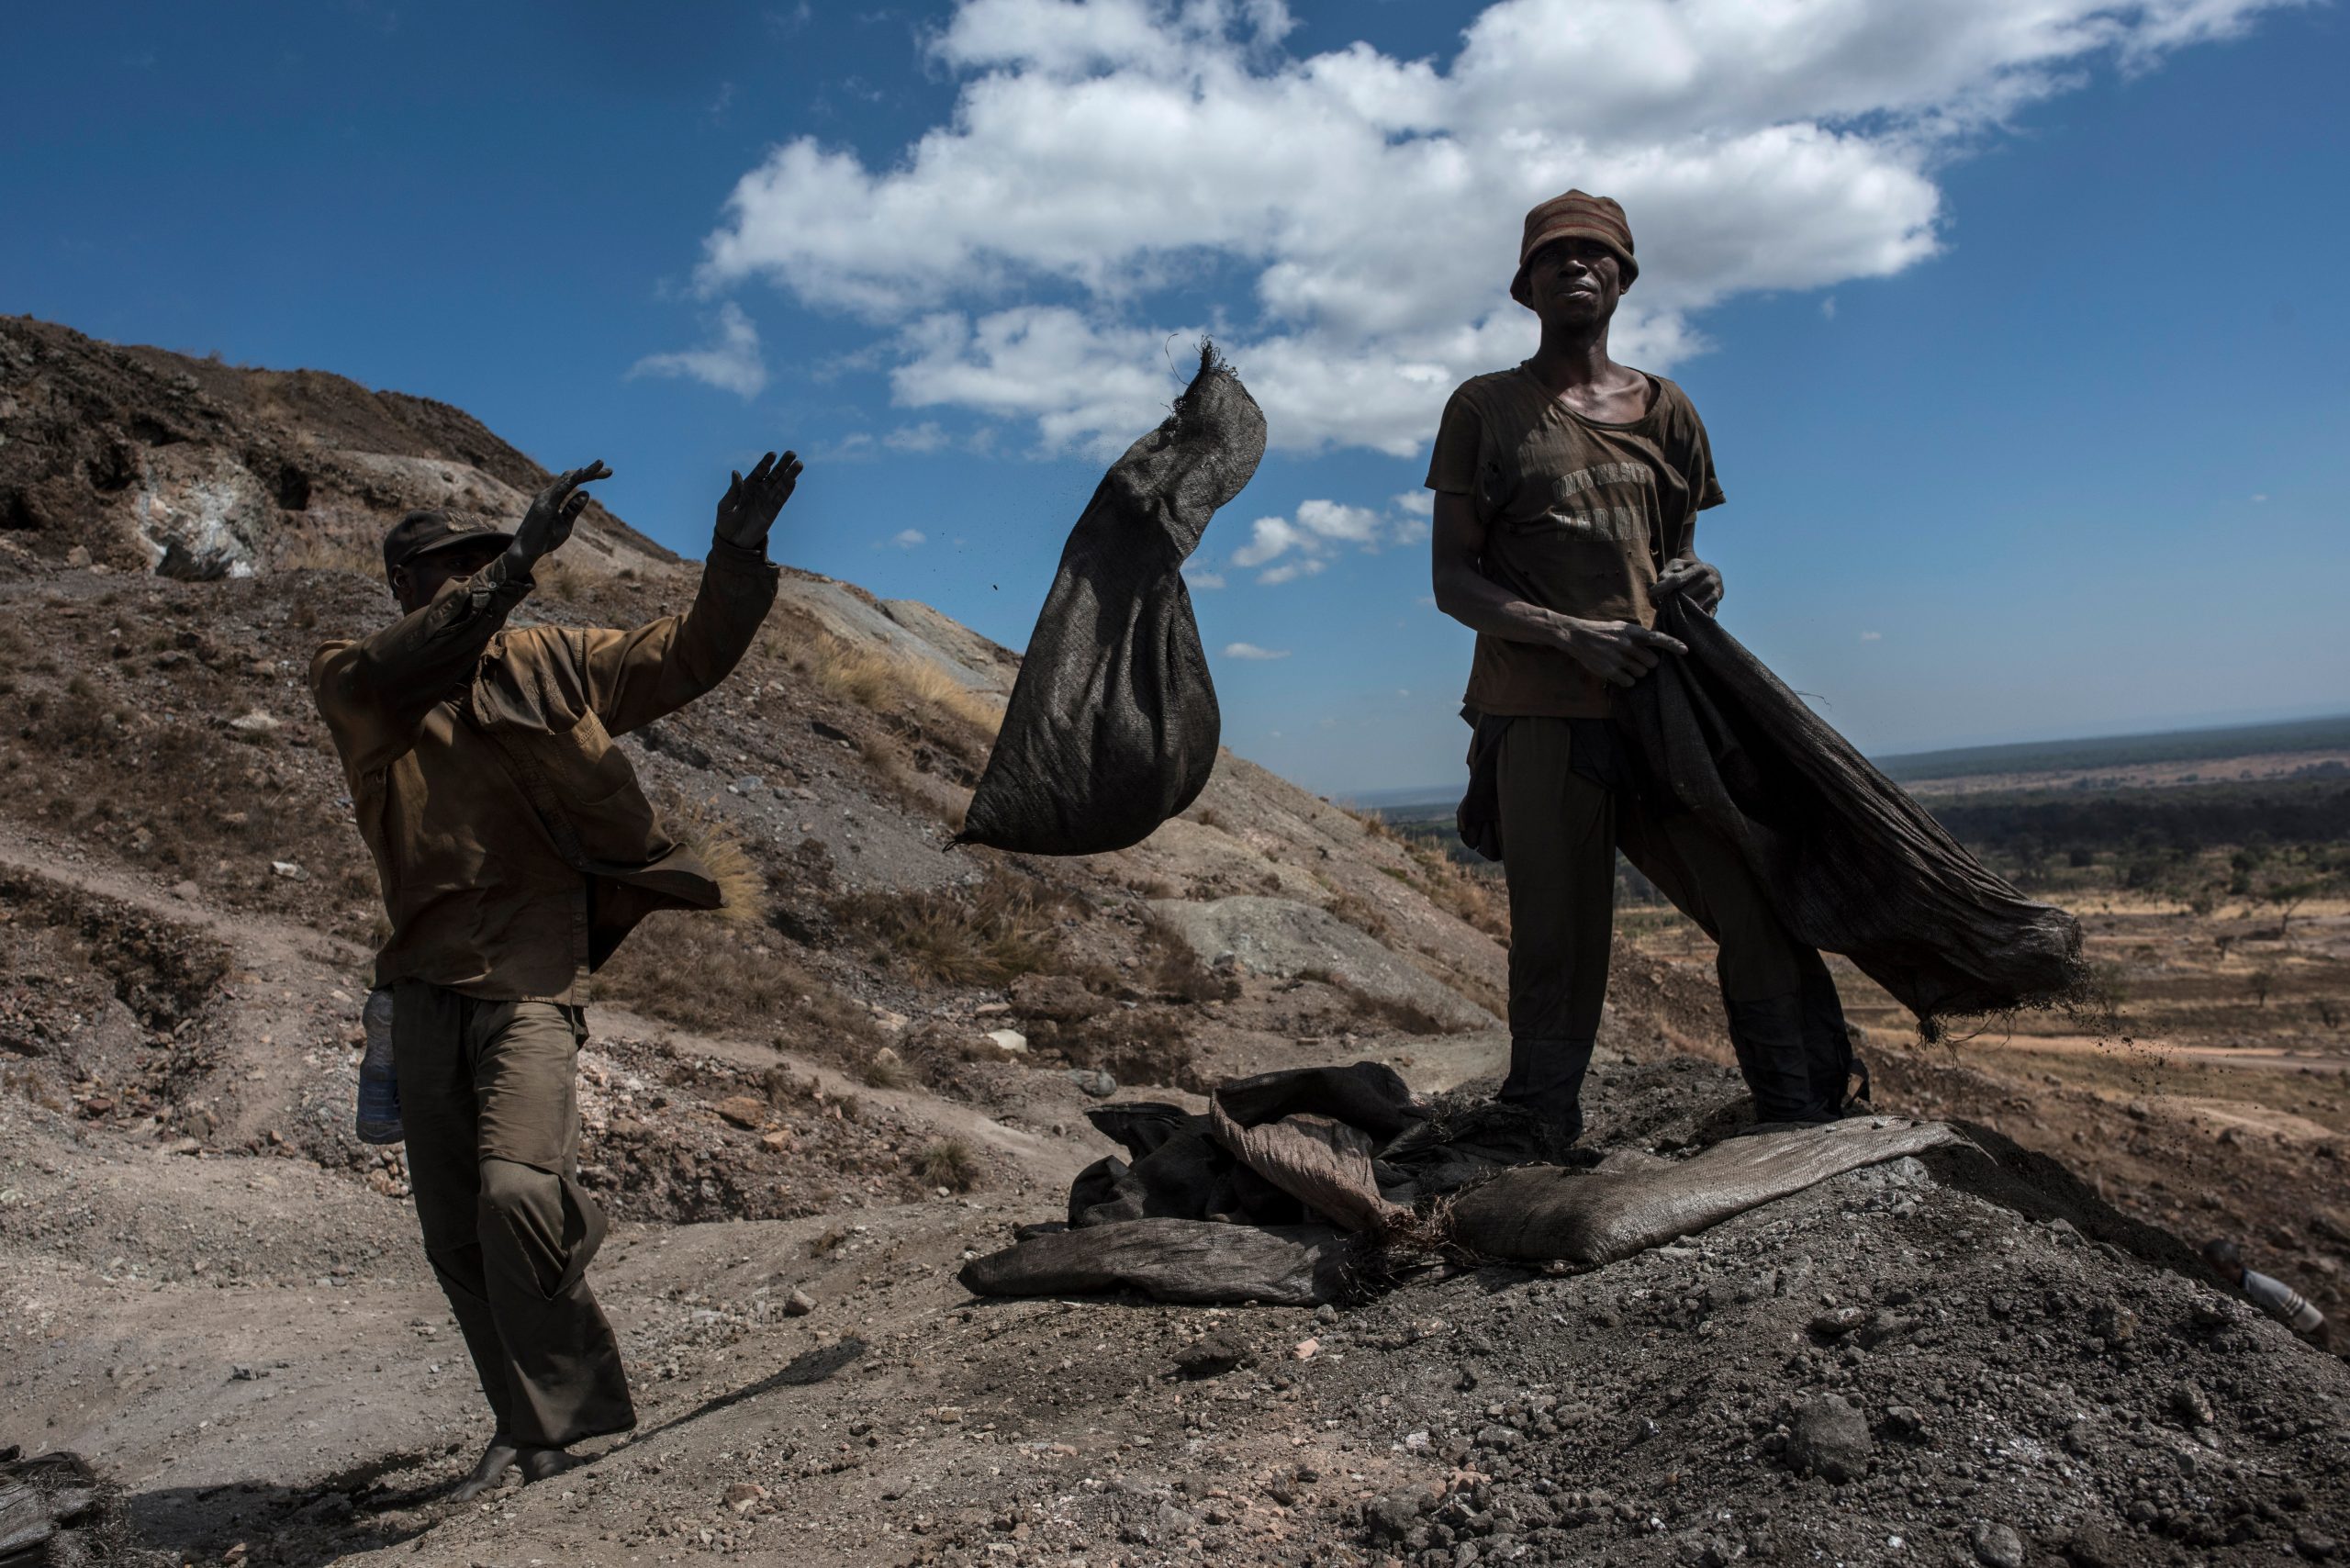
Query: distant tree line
xmin=1875 ymin=717 xmax=2350 ymax=783
xmin=1376 ymin=776 xmax=2350 ymax=917
xmin=1924 ymin=777 xmax=2350 ymax=857
xmin=1920 ymin=778 xmax=2350 ymax=914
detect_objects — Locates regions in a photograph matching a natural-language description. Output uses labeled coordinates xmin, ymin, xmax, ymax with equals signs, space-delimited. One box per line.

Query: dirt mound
xmin=576 ymin=1035 xmax=997 ymax=1225
xmin=0 ymin=868 xmax=231 ymax=1138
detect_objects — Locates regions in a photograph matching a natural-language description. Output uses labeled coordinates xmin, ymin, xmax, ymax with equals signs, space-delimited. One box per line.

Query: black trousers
xmin=1493 ymin=717 xmax=1853 ymax=1130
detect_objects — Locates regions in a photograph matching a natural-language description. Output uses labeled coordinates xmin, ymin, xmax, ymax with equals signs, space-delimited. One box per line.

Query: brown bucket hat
xmin=1510 ymin=189 xmax=1638 ymax=304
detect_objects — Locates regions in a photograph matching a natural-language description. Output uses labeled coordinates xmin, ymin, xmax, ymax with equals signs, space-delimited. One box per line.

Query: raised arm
xmin=311 ymin=561 xmax=533 ymax=776
xmin=581 ymin=452 xmax=799 ymax=735
xmin=310 ymin=464 xmax=610 ymax=774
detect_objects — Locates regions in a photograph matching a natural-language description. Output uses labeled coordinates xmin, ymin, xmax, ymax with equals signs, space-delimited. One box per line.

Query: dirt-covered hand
xmin=1653 ymin=557 xmax=1724 ymax=614
xmin=1559 ymin=618 xmax=1687 ymax=688
xmin=507 ymin=461 xmax=611 ymax=570
xmin=713 ymin=451 xmax=803 ymax=554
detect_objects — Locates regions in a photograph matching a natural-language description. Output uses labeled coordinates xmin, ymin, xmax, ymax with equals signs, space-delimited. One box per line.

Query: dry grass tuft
xmin=1339 ymin=804 xmax=1511 ymax=942
xmin=1397 ymin=841 xmax=1507 ymax=941
xmin=1139 ymin=916 xmax=1239 ymax=1004
xmin=536 ymin=555 xmax=593 ymax=603
xmin=1337 ymin=982 xmax=1451 ymax=1036
xmin=657 ymin=790 xmax=767 ymax=927
xmin=858 ymin=1045 xmax=911 ymax=1089
xmin=911 ymin=1137 xmax=982 ymax=1193
xmin=840 ymin=867 xmax=1069 ymax=987
xmin=594 ymin=917 xmax=881 ymax=1064
xmin=1324 ymin=886 xmax=1393 ymax=943
xmin=764 ymin=613 xmax=1004 ymax=743
xmin=1043 ymin=1006 xmax=1203 ymax=1092
xmin=857 ymin=731 xmax=919 ymax=803
xmin=274 ymin=533 xmax=384 ymax=577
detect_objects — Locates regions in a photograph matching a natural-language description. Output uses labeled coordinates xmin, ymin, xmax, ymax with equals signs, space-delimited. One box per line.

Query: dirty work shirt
xmin=1426 ymin=365 xmax=1725 ymax=718
xmin=310 ymin=541 xmax=778 ymax=1002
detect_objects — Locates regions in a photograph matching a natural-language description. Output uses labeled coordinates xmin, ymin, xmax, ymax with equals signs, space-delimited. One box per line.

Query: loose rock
xmin=1785 ymin=1395 xmax=1872 ymax=1484
xmin=1971 ymin=1519 xmax=2026 ymax=1568
xmin=715 ymin=1096 xmax=767 ymax=1130
xmin=1174 ymin=1330 xmax=1253 ymax=1378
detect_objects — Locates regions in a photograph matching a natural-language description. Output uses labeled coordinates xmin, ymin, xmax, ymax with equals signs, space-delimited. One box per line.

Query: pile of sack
xmin=961 ymin=1062 xmax=1967 ymax=1306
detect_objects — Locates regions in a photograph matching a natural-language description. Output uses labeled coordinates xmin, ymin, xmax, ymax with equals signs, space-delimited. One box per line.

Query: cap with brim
xmin=1510 ymin=190 xmax=1638 ymax=305
xmin=381 ymin=509 xmax=515 ymax=574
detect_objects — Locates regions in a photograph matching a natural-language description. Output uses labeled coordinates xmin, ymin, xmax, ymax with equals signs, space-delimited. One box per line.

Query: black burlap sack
xmin=1617 ymin=597 xmax=2088 ymax=1030
xmin=956 ymin=345 xmax=1266 ymax=856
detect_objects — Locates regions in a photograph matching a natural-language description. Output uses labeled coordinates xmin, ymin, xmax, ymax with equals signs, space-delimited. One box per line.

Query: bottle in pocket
xmin=356 ymin=987 xmax=403 ymax=1144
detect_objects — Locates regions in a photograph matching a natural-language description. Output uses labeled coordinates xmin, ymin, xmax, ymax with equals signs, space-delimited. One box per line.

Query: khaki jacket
xmin=310 ymin=541 xmax=778 ymax=1002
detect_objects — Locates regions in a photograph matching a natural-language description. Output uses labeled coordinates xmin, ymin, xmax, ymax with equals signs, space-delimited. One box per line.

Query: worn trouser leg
xmin=1795 ymin=949 xmax=1861 ymax=1112
xmin=395 ymin=982 xmax=636 ymax=1449
xmin=1494 ymin=719 xmax=1611 ymax=1140
xmin=1614 ymin=799 xmax=1836 ymax=1122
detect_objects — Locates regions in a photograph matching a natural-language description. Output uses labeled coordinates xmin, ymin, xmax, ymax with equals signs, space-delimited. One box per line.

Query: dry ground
xmin=1625 ymin=894 xmax=2350 ymax=1332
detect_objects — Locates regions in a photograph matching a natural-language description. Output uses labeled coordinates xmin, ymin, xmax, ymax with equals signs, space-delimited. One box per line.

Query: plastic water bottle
xmin=2242 ymin=1268 xmax=2329 ymax=1340
xmin=355 ymin=987 xmax=403 ymax=1144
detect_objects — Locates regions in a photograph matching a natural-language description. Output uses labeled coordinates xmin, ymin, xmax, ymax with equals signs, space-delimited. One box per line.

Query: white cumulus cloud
xmin=884 ymin=421 xmax=954 ymax=453
xmin=890 ymin=528 xmax=927 ymax=549
xmin=1389 ymin=489 xmax=1435 ymax=544
xmin=1228 ymin=494 xmax=1433 ymax=582
xmin=690 ymin=0 xmax=2288 ymax=454
xmin=628 ymin=302 xmax=768 ymax=398
xmin=1223 ymin=641 xmax=1292 ymax=660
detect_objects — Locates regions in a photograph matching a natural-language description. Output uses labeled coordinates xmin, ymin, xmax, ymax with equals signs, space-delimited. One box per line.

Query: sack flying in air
xmin=957 ymin=343 xmax=1266 ymax=856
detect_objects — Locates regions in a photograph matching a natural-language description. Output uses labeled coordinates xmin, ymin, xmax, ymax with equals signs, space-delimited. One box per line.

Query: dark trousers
xmin=1493 ymin=717 xmax=1852 ymax=1132
xmin=393 ymin=981 xmax=635 ymax=1449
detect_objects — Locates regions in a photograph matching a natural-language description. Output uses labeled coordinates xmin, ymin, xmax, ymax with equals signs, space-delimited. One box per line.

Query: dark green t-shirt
xmin=1426 ymin=364 xmax=1724 ymax=718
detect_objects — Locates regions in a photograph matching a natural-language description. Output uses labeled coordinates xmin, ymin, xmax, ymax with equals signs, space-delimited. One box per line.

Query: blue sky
xmin=7 ymin=0 xmax=2345 ymax=795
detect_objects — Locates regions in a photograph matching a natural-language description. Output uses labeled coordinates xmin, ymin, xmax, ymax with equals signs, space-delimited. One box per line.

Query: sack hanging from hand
xmin=956 ymin=344 xmax=1266 ymax=856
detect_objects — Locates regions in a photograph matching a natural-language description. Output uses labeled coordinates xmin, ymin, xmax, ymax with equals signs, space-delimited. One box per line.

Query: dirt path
xmin=1951 ymin=1032 xmax=2349 ymax=1076
xmin=0 ymin=826 xmax=369 ymax=974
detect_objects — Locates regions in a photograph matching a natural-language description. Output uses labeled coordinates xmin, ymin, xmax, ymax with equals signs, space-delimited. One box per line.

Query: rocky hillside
xmin=1 ymin=319 xmax=2344 ymax=1567
xmin=0 ymin=315 xmax=676 ymax=581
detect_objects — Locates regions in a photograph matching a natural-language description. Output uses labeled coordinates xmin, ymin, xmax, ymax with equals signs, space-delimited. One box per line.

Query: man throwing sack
xmin=311 ymin=451 xmax=800 ymax=1496
xmin=1428 ymin=191 xmax=1857 ymax=1144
